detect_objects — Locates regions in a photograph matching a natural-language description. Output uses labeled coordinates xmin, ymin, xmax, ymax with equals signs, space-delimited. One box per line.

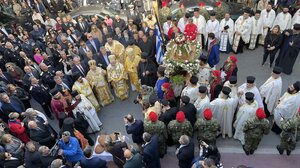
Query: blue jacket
xmin=207 ymin=43 xmax=220 ymax=68
xmin=156 ymin=77 xmax=169 ymax=100
xmin=125 ymin=120 xmax=144 ymax=144
xmin=58 ymin=137 xmax=83 ymax=163
xmin=143 ymin=135 xmax=161 ymax=168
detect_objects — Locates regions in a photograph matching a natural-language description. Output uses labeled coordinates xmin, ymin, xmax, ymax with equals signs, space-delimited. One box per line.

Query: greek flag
xmin=155 ymin=24 xmax=164 ymax=64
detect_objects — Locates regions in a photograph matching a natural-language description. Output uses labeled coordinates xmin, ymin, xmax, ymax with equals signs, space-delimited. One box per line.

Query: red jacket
xmin=8 ymin=119 xmax=30 ymax=143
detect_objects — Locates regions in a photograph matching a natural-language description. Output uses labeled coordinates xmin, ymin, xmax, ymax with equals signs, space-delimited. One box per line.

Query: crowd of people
xmin=0 ymin=0 xmax=299 ymax=168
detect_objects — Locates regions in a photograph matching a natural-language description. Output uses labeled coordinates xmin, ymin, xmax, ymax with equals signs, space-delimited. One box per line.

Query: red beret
xmin=162 ymin=1 xmax=167 ymax=7
xmin=180 ymin=2 xmax=184 ymax=8
xmin=162 ymin=82 xmax=171 ymax=90
xmin=176 ymin=111 xmax=185 ymax=123
xmin=229 ymin=55 xmax=237 ymax=63
xmin=149 ymin=111 xmax=158 ymax=122
xmin=216 ymin=1 xmax=222 ymax=7
xmin=203 ymin=108 xmax=213 ymax=120
xmin=199 ymin=2 xmax=205 ymax=7
xmin=256 ymin=108 xmax=266 ymax=120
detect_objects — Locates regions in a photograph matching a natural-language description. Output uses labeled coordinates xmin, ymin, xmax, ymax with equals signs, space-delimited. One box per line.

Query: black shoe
xmin=277 ymin=145 xmax=284 ymax=155
xmin=243 ymin=145 xmax=250 ymax=155
xmin=250 ymin=150 xmax=254 ymax=155
xmin=287 ymin=150 xmax=291 ymax=156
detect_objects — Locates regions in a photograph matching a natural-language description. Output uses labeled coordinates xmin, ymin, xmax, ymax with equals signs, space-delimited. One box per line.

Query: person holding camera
xmin=276 ymin=108 xmax=300 ymax=156
xmin=124 ymin=114 xmax=144 ymax=153
xmin=105 ymin=134 xmax=128 ymax=168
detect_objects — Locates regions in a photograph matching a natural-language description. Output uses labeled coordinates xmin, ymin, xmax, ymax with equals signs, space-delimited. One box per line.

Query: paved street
xmin=41 ymin=46 xmax=300 ymax=167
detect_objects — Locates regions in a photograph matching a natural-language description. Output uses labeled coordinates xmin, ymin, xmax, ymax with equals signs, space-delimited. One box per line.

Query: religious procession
xmin=0 ymin=0 xmax=299 ymax=167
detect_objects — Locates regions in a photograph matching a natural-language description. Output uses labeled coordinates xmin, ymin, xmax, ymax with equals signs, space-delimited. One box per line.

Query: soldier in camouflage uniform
xmin=277 ymin=109 xmax=300 ymax=156
xmin=214 ymin=1 xmax=225 ymax=21
xmin=144 ymin=111 xmax=168 ymax=158
xmin=194 ymin=108 xmax=220 ymax=145
xmin=199 ymin=2 xmax=209 ymax=20
xmin=243 ymin=108 xmax=270 ymax=155
xmin=167 ymin=111 xmax=193 ymax=147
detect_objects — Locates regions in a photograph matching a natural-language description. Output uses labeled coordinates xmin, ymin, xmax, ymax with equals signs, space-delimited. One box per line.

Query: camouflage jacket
xmin=167 ymin=120 xmax=193 ymax=141
xmin=144 ymin=120 xmax=168 ymax=141
xmin=243 ymin=117 xmax=270 ymax=139
xmin=281 ymin=116 xmax=300 ymax=141
xmin=194 ymin=118 xmax=219 ymax=141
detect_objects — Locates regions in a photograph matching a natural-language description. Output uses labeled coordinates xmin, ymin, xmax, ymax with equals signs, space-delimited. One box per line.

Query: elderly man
xmin=124 ymin=114 xmax=144 ymax=152
xmin=38 ymin=146 xmax=55 ymax=168
xmin=58 ymin=131 xmax=83 ymax=165
xmin=143 ymin=132 xmax=161 ymax=168
xmin=39 ymin=63 xmax=56 ymax=89
xmin=28 ymin=120 xmax=56 ymax=148
xmin=86 ymin=33 xmax=101 ymax=53
xmin=71 ymin=57 xmax=89 ymax=77
xmin=105 ymin=34 xmax=125 ymax=63
xmin=24 ymin=142 xmax=42 ymax=168
xmin=124 ymin=149 xmax=143 ymax=168
xmin=176 ymin=135 xmax=194 ymax=168
xmin=0 ymin=93 xmax=25 ymax=122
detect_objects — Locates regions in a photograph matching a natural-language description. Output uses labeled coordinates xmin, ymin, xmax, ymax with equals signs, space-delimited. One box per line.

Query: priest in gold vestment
xmin=72 ymin=72 xmax=100 ymax=111
xmin=124 ymin=48 xmax=141 ymax=92
xmin=124 ymin=40 xmax=142 ymax=60
xmin=107 ymin=55 xmax=129 ymax=100
xmin=105 ymin=34 xmax=125 ymax=63
xmin=86 ymin=60 xmax=114 ymax=106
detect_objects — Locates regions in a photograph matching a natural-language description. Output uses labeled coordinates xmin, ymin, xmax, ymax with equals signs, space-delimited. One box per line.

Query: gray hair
xmin=143 ymin=132 xmax=152 ymax=143
xmin=179 ymin=135 xmax=190 ymax=145
xmin=50 ymin=159 xmax=63 ymax=168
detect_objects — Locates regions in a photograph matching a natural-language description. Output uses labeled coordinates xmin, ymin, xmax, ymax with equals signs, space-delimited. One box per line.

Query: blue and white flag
xmin=155 ymin=24 xmax=164 ymax=64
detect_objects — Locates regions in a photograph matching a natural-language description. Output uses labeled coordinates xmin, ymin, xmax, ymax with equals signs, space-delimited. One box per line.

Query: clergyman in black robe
xmin=137 ymin=52 xmax=158 ymax=87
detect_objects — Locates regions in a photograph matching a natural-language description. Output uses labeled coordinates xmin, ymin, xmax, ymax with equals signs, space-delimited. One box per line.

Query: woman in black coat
xmin=262 ymin=25 xmax=283 ymax=67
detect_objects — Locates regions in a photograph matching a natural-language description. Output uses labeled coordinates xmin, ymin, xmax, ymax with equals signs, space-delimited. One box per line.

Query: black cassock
xmin=138 ymin=39 xmax=156 ymax=62
xmin=276 ymin=30 xmax=300 ymax=75
xmin=137 ymin=61 xmax=158 ymax=87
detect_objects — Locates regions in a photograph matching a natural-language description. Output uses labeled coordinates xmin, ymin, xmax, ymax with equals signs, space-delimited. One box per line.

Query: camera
xmin=133 ymin=94 xmax=142 ymax=104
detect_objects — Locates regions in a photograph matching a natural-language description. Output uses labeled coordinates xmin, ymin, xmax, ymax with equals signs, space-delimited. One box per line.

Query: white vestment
xmin=273 ymin=12 xmax=292 ymax=32
xmin=181 ymin=84 xmax=200 ymax=104
xmin=178 ymin=17 xmax=187 ymax=32
xmin=194 ymin=95 xmax=210 ymax=118
xmin=197 ymin=64 xmax=211 ymax=85
xmin=274 ymin=92 xmax=300 ymax=127
xmin=223 ymin=81 xmax=238 ymax=99
xmin=232 ymin=16 xmax=252 ymax=52
xmin=219 ymin=18 xmax=235 ymax=51
xmin=206 ymin=20 xmax=220 ymax=41
xmin=259 ymin=9 xmax=276 ymax=44
xmin=259 ymin=76 xmax=282 ymax=114
xmin=193 ymin=15 xmax=206 ymax=43
xmin=292 ymin=9 xmax=300 ymax=26
xmin=210 ymin=97 xmax=238 ymax=138
xmin=72 ymin=94 xmax=102 ymax=132
xmin=233 ymin=101 xmax=258 ymax=144
xmin=238 ymin=83 xmax=263 ymax=108
xmin=249 ymin=16 xmax=263 ymax=50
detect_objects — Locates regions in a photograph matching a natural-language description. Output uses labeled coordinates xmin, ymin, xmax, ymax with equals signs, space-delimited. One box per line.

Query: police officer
xmin=194 ymin=108 xmax=220 ymax=145
xmin=167 ymin=111 xmax=193 ymax=147
xmin=243 ymin=108 xmax=270 ymax=155
xmin=144 ymin=112 xmax=167 ymax=158
xmin=29 ymin=77 xmax=54 ymax=119
xmin=39 ymin=63 xmax=56 ymax=89
xmin=277 ymin=109 xmax=300 ymax=156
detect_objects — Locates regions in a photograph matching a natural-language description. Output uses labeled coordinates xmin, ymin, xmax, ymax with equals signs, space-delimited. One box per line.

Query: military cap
xmin=245 ymin=92 xmax=254 ymax=101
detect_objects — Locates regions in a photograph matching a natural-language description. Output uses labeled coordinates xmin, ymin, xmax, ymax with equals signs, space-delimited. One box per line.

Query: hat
xmin=127 ymin=48 xmax=134 ymax=55
xmin=222 ymin=86 xmax=231 ymax=95
xmin=246 ymin=76 xmax=256 ymax=84
xmin=141 ymin=52 xmax=148 ymax=59
xmin=108 ymin=55 xmax=116 ymax=62
xmin=212 ymin=70 xmax=221 ymax=78
xmin=162 ymin=82 xmax=171 ymax=90
xmin=216 ymin=1 xmax=222 ymax=7
xmin=149 ymin=94 xmax=158 ymax=105
xmin=245 ymin=92 xmax=254 ymax=101
xmin=179 ymin=2 xmax=184 ymax=8
xmin=293 ymin=81 xmax=300 ymax=92
xmin=181 ymin=96 xmax=190 ymax=104
xmin=162 ymin=1 xmax=167 ymax=7
xmin=199 ymin=54 xmax=208 ymax=61
xmin=243 ymin=7 xmax=251 ymax=14
xmin=8 ymin=112 xmax=19 ymax=119
xmin=88 ymin=59 xmax=97 ymax=67
xmin=293 ymin=24 xmax=300 ymax=31
xmin=72 ymin=72 xmax=81 ymax=81
xmin=176 ymin=111 xmax=185 ymax=123
xmin=199 ymin=2 xmax=205 ymax=7
xmin=203 ymin=108 xmax=213 ymax=120
xmin=199 ymin=86 xmax=207 ymax=93
xmin=194 ymin=8 xmax=199 ymax=12
xmin=273 ymin=66 xmax=282 ymax=74
xmin=210 ymin=11 xmax=216 ymax=16
xmin=149 ymin=111 xmax=158 ymax=122
xmin=256 ymin=108 xmax=266 ymax=120
xmin=190 ymin=76 xmax=198 ymax=85
xmin=161 ymin=99 xmax=169 ymax=106
xmin=229 ymin=76 xmax=237 ymax=84
xmin=229 ymin=55 xmax=237 ymax=63
xmin=50 ymin=88 xmax=60 ymax=97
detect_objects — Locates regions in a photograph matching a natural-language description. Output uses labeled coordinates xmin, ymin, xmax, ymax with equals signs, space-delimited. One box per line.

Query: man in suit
xmin=54 ymin=76 xmax=72 ymax=92
xmin=28 ymin=120 xmax=56 ymax=148
xmin=78 ymin=40 xmax=96 ymax=60
xmin=39 ymin=63 xmax=56 ymax=89
xmin=23 ymin=66 xmax=39 ymax=90
xmin=76 ymin=17 xmax=90 ymax=36
xmin=176 ymin=135 xmax=194 ymax=168
xmin=80 ymin=148 xmax=107 ymax=168
xmin=124 ymin=114 xmax=144 ymax=152
xmin=0 ymin=68 xmax=15 ymax=85
xmin=71 ymin=57 xmax=89 ymax=77
xmin=86 ymin=33 xmax=101 ymax=53
xmin=124 ymin=149 xmax=143 ymax=168
xmin=55 ymin=70 xmax=74 ymax=87
xmin=98 ymin=46 xmax=111 ymax=70
xmin=29 ymin=77 xmax=54 ymax=119
xmin=142 ymin=132 xmax=161 ymax=168
xmin=0 ymin=93 xmax=25 ymax=122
